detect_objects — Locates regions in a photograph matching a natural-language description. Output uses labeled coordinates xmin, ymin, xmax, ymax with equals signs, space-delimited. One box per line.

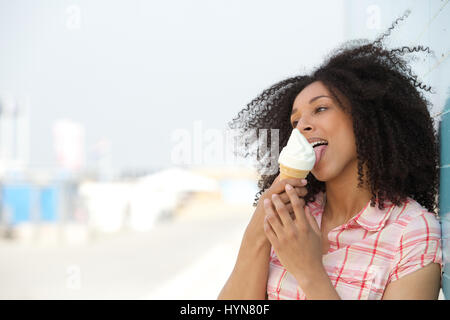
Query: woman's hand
xmin=218 ymin=176 xmax=309 ymax=300
xmin=261 ymin=175 xmax=309 ymax=216
xmin=263 ymin=183 xmax=324 ymax=287
xmin=247 ymin=175 xmax=308 ymax=243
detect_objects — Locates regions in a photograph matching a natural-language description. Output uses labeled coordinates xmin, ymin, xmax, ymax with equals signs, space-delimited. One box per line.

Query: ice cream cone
xmin=279 ymin=163 xmax=309 ymax=181
xmin=278 ymin=128 xmax=315 ymax=181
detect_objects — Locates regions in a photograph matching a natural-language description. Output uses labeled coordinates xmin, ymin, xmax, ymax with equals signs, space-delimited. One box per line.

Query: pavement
xmin=0 ymin=212 xmax=250 ymax=299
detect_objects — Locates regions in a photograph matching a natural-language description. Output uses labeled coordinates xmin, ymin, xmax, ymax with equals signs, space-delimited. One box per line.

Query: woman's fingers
xmin=270 ymin=194 xmax=293 ymax=228
xmin=278 ymin=187 xmax=308 ymax=204
xmin=262 ymin=177 xmax=307 ymax=204
xmin=263 ymin=199 xmax=283 ymax=236
xmin=271 ymin=178 xmax=307 ymax=195
xmin=284 ymin=184 xmax=308 ymax=229
xmin=295 ymin=186 xmax=307 ymax=197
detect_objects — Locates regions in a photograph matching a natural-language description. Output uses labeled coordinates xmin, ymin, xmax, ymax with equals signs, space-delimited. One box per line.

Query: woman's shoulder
xmin=386 ymin=197 xmax=443 ymax=282
xmin=388 ymin=197 xmax=441 ymax=237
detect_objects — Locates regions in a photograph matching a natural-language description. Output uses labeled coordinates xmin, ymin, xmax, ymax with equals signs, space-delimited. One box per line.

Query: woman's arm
xmin=217 ymin=213 xmax=272 ymax=300
xmin=382 ymin=263 xmax=441 ymax=300
xmin=382 ymin=211 xmax=442 ymax=300
xmin=218 ymin=176 xmax=308 ymax=300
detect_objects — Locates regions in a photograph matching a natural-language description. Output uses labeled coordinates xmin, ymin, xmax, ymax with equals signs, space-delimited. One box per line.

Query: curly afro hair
xmin=228 ymin=12 xmax=439 ymax=215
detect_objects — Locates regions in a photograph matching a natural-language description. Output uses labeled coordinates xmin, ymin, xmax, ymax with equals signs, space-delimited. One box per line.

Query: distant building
xmin=0 ymin=95 xmax=30 ymax=175
xmin=53 ymin=119 xmax=86 ymax=173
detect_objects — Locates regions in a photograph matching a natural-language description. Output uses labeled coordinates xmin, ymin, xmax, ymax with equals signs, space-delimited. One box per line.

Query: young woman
xmin=218 ymin=22 xmax=443 ymax=300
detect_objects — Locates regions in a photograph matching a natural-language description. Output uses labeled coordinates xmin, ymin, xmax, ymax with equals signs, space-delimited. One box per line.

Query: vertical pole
xmin=439 ymin=96 xmax=450 ymax=299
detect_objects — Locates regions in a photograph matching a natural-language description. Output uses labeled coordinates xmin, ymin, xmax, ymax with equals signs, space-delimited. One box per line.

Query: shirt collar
xmin=312 ymin=191 xmax=395 ymax=232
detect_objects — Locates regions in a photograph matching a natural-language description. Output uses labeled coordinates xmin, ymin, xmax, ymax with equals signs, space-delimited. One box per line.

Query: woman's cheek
xmin=312 ymin=150 xmax=343 ymax=182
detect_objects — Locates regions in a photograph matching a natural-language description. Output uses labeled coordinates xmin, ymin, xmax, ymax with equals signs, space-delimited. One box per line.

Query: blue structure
xmin=40 ymin=186 xmax=59 ymax=222
xmin=1 ymin=184 xmax=33 ymax=225
xmin=440 ymin=97 xmax=450 ymax=298
xmin=1 ymin=183 xmax=60 ymax=225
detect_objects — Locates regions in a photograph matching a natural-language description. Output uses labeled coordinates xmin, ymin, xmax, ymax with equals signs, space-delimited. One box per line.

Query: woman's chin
xmin=310 ymin=167 xmax=332 ymax=182
xmin=310 ymin=171 xmax=326 ymax=182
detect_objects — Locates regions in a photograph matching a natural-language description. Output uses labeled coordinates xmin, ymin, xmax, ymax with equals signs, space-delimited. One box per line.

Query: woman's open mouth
xmin=311 ymin=140 xmax=328 ymax=167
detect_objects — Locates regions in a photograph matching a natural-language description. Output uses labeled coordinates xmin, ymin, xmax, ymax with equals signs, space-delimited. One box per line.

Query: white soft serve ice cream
xmin=278 ymin=128 xmax=316 ymax=171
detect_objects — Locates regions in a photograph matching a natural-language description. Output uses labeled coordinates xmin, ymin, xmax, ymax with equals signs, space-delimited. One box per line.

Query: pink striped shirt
xmin=267 ymin=191 xmax=443 ymax=300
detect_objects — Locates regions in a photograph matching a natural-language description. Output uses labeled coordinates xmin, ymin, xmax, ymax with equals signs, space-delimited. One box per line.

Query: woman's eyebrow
xmin=291 ymin=95 xmax=333 ymax=116
xmin=309 ymin=95 xmax=332 ymax=104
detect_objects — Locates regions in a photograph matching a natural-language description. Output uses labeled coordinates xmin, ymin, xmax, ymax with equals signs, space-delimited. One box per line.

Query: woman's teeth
xmin=311 ymin=140 xmax=328 ymax=148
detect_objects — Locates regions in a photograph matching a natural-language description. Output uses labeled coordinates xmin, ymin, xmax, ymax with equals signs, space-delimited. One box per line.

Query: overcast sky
xmin=0 ymin=0 xmax=346 ymax=174
xmin=0 ymin=0 xmax=447 ymax=175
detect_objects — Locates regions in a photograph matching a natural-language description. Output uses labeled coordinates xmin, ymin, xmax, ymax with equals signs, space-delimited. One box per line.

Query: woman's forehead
xmin=291 ymin=81 xmax=334 ymax=113
xmin=294 ymin=81 xmax=332 ymax=104
xmin=292 ymin=81 xmax=350 ymax=112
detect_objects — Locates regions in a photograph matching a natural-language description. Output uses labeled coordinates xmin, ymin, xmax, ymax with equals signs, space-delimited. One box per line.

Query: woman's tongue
xmin=314 ymin=145 xmax=327 ymax=167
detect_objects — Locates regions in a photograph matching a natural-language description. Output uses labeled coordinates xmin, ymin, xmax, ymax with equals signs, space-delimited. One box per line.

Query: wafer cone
xmin=279 ymin=163 xmax=309 ymax=181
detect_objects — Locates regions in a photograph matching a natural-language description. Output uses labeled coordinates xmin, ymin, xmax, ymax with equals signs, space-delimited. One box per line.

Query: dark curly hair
xmin=228 ymin=11 xmax=439 ymax=215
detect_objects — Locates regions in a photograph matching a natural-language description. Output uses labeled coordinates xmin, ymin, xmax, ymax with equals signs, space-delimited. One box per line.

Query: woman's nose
xmin=296 ymin=119 xmax=313 ymax=132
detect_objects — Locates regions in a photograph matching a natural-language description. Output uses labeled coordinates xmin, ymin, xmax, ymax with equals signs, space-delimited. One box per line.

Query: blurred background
xmin=0 ymin=0 xmax=448 ymax=299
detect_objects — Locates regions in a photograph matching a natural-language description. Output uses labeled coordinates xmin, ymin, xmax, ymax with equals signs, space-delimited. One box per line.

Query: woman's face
xmin=290 ymin=81 xmax=357 ymax=182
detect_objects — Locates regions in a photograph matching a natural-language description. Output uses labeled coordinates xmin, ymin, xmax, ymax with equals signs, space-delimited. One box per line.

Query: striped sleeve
xmin=388 ymin=212 xmax=443 ymax=283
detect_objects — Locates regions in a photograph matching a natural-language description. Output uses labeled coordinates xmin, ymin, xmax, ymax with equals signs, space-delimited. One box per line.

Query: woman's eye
xmin=292 ymin=106 xmax=327 ymax=127
xmin=315 ymin=106 xmax=328 ymax=113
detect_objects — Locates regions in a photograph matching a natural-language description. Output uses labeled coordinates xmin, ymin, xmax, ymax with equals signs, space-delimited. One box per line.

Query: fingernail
xmin=285 ymin=184 xmax=293 ymax=191
xmin=301 ymin=179 xmax=308 ymax=185
xmin=264 ymin=199 xmax=271 ymax=206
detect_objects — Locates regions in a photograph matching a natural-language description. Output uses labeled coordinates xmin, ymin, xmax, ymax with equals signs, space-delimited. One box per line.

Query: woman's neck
xmin=323 ymin=161 xmax=372 ymax=226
